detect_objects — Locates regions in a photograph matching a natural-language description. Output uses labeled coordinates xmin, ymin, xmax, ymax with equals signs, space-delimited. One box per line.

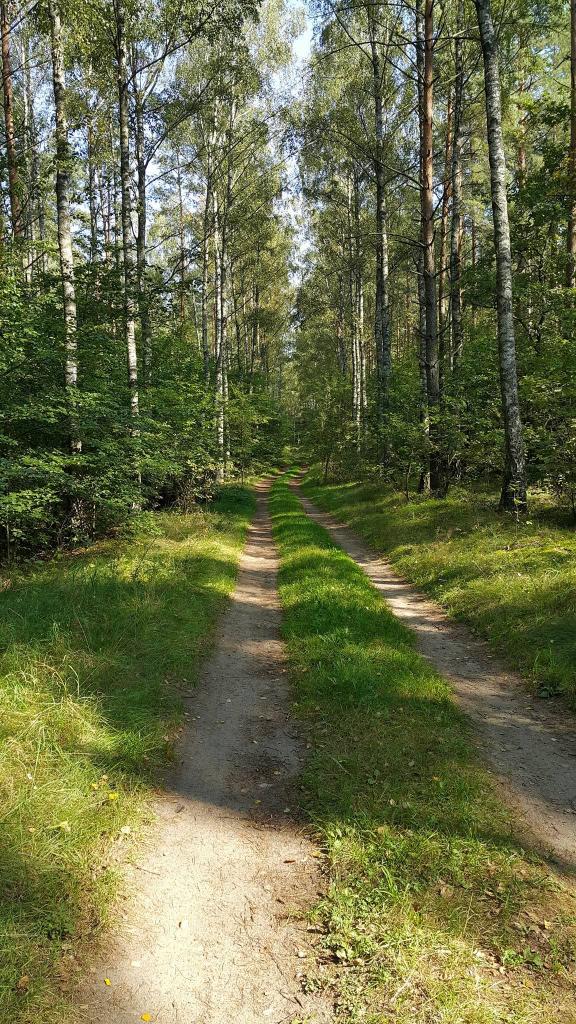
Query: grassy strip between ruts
xmin=0 ymin=484 xmax=255 ymax=1024
xmin=270 ymin=475 xmax=576 ymax=1024
xmin=302 ymin=472 xmax=576 ymax=707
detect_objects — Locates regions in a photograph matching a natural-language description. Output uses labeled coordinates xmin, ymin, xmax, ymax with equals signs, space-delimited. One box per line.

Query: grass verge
xmin=270 ymin=476 xmax=576 ymax=1023
xmin=302 ymin=473 xmax=576 ymax=706
xmin=0 ymin=484 xmax=254 ymax=1024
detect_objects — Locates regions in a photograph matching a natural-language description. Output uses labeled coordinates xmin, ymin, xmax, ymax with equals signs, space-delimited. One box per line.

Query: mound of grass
xmin=0 ymin=484 xmax=254 ymax=1024
xmin=270 ymin=476 xmax=576 ymax=1023
xmin=302 ymin=474 xmax=576 ymax=706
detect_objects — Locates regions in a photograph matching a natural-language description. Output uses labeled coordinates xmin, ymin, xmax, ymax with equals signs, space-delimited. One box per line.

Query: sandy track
xmin=77 ymin=481 xmax=331 ymax=1024
xmin=296 ymin=484 xmax=576 ymax=869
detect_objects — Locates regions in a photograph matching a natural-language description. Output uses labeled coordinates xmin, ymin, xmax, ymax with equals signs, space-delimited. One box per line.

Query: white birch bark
xmin=475 ymin=0 xmax=527 ymax=510
xmin=114 ymin=0 xmax=140 ymax=446
xmin=48 ymin=0 xmax=81 ymax=453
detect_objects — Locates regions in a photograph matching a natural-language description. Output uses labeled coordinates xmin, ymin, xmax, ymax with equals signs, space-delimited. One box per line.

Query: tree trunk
xmin=438 ymin=87 xmax=453 ymax=379
xmin=1 ymin=0 xmax=23 ymax=238
xmin=131 ymin=55 xmax=152 ymax=380
xmin=347 ymin=175 xmax=360 ymax=440
xmin=87 ymin=115 xmax=99 ymax=263
xmin=417 ymin=253 xmax=430 ymax=493
xmin=419 ymin=0 xmax=441 ymax=492
xmin=368 ymin=13 xmax=391 ymax=424
xmin=450 ymin=0 xmax=464 ymax=369
xmin=20 ymin=34 xmax=33 ymax=284
xmin=176 ymin=148 xmax=186 ymax=334
xmin=213 ymin=187 xmax=226 ymax=481
xmin=114 ymin=0 xmax=140 ymax=451
xmin=567 ymin=0 xmax=576 ymax=287
xmin=475 ymin=0 xmax=527 ymax=511
xmin=201 ymin=177 xmax=211 ymax=382
xmin=48 ymin=0 xmax=81 ymax=454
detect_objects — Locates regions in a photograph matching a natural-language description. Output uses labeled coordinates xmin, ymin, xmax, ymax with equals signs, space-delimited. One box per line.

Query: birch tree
xmin=47 ymin=0 xmax=80 ymax=453
xmin=113 ymin=0 xmax=140 ymax=448
xmin=475 ymin=0 xmax=527 ymax=511
xmin=1 ymin=0 xmax=23 ymax=239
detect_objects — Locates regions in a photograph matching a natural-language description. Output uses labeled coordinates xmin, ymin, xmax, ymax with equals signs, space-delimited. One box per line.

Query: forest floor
xmin=0 ymin=486 xmax=255 ymax=1024
xmin=74 ymin=480 xmax=331 ymax=1024
xmin=295 ymin=481 xmax=576 ymax=867
xmin=302 ymin=475 xmax=576 ymax=706
xmin=270 ymin=475 xmax=576 ymax=1023
xmin=4 ymin=476 xmax=576 ymax=1024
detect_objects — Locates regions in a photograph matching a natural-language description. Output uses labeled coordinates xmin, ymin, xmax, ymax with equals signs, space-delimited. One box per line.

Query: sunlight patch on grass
xmin=270 ymin=477 xmax=576 ymax=1024
xmin=0 ymin=485 xmax=254 ymax=1024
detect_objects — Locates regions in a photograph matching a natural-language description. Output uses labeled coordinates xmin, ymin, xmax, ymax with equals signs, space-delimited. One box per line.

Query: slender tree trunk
xmin=201 ymin=177 xmax=211 ymax=382
xmin=176 ymin=148 xmax=186 ymax=334
xmin=213 ymin=187 xmax=226 ymax=481
xmin=114 ymin=0 xmax=140 ymax=454
xmin=438 ymin=87 xmax=453 ymax=380
xmin=100 ymin=163 xmax=111 ymax=260
xmin=567 ymin=0 xmax=576 ymax=287
xmin=417 ymin=253 xmax=430 ymax=493
xmin=87 ymin=116 xmax=99 ymax=263
xmin=20 ymin=35 xmax=33 ymax=284
xmin=251 ymin=258 xmax=260 ymax=392
xmin=368 ymin=13 xmax=391 ymax=425
xmin=475 ymin=0 xmax=527 ymax=511
xmin=132 ymin=59 xmax=152 ymax=380
xmin=450 ymin=0 xmax=465 ymax=369
xmin=48 ymin=0 xmax=81 ymax=454
xmin=354 ymin=170 xmax=364 ymax=443
xmin=337 ymin=266 xmax=347 ymax=374
xmin=419 ymin=0 xmax=441 ymax=492
xmin=1 ymin=0 xmax=23 ymax=238
xmin=346 ymin=175 xmax=360 ymax=439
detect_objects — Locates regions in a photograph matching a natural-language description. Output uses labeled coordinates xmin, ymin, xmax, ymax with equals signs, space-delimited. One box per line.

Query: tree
xmin=1 ymin=0 xmax=23 ymax=238
xmin=418 ymin=0 xmax=441 ymax=492
xmin=113 ymin=0 xmax=140 ymax=456
xmin=475 ymin=0 xmax=527 ymax=511
xmin=47 ymin=0 xmax=80 ymax=453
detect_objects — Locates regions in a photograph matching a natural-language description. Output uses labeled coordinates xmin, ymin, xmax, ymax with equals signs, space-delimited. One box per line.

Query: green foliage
xmin=270 ymin=475 xmax=576 ymax=1023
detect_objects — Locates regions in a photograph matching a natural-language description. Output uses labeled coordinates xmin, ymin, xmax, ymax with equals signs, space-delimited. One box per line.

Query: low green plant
xmin=0 ymin=484 xmax=254 ymax=1023
xmin=270 ymin=476 xmax=576 ymax=1023
xmin=302 ymin=473 xmax=576 ymax=706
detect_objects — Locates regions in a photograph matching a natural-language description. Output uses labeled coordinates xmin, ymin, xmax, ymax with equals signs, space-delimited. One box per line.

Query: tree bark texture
xmin=475 ymin=0 xmax=527 ymax=510
xmin=114 ymin=0 xmax=140 ymax=441
xmin=48 ymin=0 xmax=81 ymax=453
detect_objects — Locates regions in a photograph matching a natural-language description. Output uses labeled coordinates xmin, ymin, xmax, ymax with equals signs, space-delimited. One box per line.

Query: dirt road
xmin=77 ymin=481 xmax=330 ymax=1024
xmin=296 ymin=484 xmax=576 ymax=870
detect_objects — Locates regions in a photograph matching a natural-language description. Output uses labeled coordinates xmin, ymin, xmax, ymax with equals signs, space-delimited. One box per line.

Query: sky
xmin=289 ymin=0 xmax=314 ymax=70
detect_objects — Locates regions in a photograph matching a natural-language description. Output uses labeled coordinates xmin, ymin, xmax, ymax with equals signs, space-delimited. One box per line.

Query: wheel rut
xmin=77 ymin=480 xmax=331 ymax=1024
xmin=295 ymin=482 xmax=576 ymax=870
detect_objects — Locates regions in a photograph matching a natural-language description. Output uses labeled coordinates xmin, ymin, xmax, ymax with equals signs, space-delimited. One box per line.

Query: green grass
xmin=302 ymin=474 xmax=576 ymax=706
xmin=0 ymin=484 xmax=254 ymax=1024
xmin=270 ymin=476 xmax=576 ymax=1024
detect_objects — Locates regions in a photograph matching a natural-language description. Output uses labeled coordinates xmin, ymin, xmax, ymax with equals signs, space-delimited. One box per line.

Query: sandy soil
xmin=76 ymin=481 xmax=331 ymax=1024
xmin=296 ymin=484 xmax=576 ymax=870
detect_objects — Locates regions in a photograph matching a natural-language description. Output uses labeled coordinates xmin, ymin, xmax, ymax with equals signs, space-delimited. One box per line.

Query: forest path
xmin=77 ymin=480 xmax=331 ymax=1024
xmin=295 ymin=482 xmax=576 ymax=870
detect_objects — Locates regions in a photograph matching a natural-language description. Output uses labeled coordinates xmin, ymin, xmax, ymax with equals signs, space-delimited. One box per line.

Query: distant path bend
xmin=295 ymin=482 xmax=576 ymax=869
xmin=77 ymin=480 xmax=331 ymax=1024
